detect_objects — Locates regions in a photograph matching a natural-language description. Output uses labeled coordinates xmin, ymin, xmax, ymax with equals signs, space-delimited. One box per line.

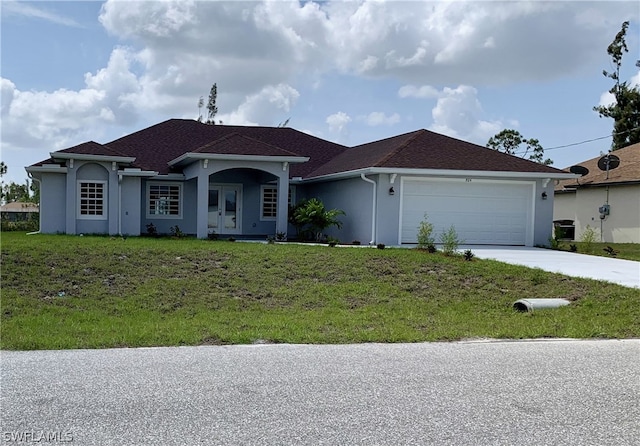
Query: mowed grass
xmin=555 ymin=241 xmax=640 ymax=261
xmin=1 ymin=232 xmax=639 ymax=350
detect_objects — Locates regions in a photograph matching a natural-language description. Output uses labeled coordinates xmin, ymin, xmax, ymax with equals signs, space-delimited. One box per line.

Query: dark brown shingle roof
xmin=191 ymin=133 xmax=300 ymax=157
xmin=104 ymin=119 xmax=347 ymax=177
xmin=55 ymin=141 xmax=130 ymax=157
xmin=307 ymin=129 xmax=565 ymax=178
xmin=555 ymin=142 xmax=640 ymax=190
xmin=32 ymin=119 xmax=570 ymax=179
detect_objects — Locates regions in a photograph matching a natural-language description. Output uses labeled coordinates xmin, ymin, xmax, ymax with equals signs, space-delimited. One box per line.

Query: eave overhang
xmin=302 ymin=167 xmax=579 ymax=183
xmin=168 ymin=153 xmax=310 ymax=168
xmin=51 ymin=152 xmax=136 ymax=164
xmin=117 ymin=168 xmax=160 ymax=177
xmin=25 ymin=165 xmax=68 ymax=174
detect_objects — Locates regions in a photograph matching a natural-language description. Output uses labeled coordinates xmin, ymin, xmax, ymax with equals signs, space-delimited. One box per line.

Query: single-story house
xmin=0 ymin=201 xmax=39 ymax=222
xmin=554 ymin=142 xmax=640 ymax=243
xmin=26 ymin=119 xmax=575 ymax=246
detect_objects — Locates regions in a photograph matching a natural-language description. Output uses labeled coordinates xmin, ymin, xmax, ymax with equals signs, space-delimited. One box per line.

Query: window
xmin=261 ymin=185 xmax=294 ymax=220
xmin=147 ymin=183 xmax=182 ymax=218
xmin=78 ymin=181 xmax=107 ymax=220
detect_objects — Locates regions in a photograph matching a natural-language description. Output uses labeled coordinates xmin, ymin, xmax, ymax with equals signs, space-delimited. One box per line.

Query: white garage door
xmin=400 ymin=178 xmax=533 ymax=245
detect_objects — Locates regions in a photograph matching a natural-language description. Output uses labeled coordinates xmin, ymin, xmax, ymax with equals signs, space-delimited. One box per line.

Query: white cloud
xmin=2 ymin=1 xmax=83 ymax=27
xmin=218 ymin=84 xmax=300 ymax=126
xmin=598 ymin=91 xmax=616 ymax=108
xmin=429 ymin=85 xmax=502 ymax=144
xmin=364 ymin=112 xmax=400 ymax=127
xmin=398 ymin=85 xmax=439 ymax=99
xmin=326 ymin=111 xmax=351 ymax=143
xmin=0 ymin=48 xmax=144 ymax=157
xmin=597 ymin=70 xmax=640 ymax=109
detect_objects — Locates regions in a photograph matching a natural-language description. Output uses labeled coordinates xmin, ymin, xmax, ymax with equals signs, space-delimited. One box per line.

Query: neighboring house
xmin=554 ymin=142 xmax=640 ymax=243
xmin=26 ymin=119 xmax=574 ymax=246
xmin=0 ymin=201 xmax=39 ymax=222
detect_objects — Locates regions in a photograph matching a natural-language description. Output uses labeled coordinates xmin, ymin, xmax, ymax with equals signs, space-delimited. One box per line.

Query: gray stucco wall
xmin=38 ymin=173 xmax=66 ymax=234
xmin=533 ymin=178 xmax=555 ymax=246
xmin=303 ymin=176 xmax=375 ymax=244
xmin=140 ymin=178 xmax=197 ymax=235
xmin=121 ymin=176 xmax=141 ymax=236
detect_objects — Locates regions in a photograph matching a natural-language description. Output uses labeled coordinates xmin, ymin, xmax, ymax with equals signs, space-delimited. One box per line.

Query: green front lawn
xmin=1 ymin=233 xmax=638 ymax=350
xmin=554 ymin=241 xmax=640 ymax=261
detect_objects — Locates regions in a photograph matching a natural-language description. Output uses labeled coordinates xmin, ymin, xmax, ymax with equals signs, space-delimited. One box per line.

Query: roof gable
xmin=192 ymin=133 xmax=299 ymax=157
xmin=104 ymin=119 xmax=347 ymax=176
xmin=308 ymin=129 xmax=565 ymax=178
xmin=556 ymin=142 xmax=640 ymax=190
xmin=57 ymin=141 xmax=129 ymax=158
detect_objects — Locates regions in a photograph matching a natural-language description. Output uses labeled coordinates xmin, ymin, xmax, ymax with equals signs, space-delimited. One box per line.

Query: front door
xmin=208 ymin=184 xmax=242 ymax=234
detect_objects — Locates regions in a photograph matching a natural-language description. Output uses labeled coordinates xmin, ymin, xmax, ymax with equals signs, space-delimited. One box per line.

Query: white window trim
xmin=260 ymin=184 xmax=295 ymax=221
xmin=146 ymin=181 xmax=183 ymax=219
xmin=77 ymin=180 xmax=108 ymax=220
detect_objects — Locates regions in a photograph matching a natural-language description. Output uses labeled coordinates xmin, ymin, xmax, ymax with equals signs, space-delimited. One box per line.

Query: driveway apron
xmin=465 ymin=246 xmax=640 ymax=288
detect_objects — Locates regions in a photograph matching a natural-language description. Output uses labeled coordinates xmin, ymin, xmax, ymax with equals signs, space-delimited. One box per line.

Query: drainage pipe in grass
xmin=513 ymin=298 xmax=571 ymax=312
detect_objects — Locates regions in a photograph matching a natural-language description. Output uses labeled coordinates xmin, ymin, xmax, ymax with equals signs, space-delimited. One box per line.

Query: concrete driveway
xmin=465 ymin=246 xmax=640 ymax=288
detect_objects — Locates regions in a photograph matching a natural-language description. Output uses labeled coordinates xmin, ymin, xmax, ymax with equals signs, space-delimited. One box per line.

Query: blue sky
xmin=1 ymin=0 xmax=639 ymax=186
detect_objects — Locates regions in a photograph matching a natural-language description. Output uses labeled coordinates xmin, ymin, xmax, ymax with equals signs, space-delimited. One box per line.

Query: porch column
xmin=108 ymin=168 xmax=119 ymax=235
xmin=276 ymin=173 xmax=289 ymax=239
xmin=65 ymin=162 xmax=77 ymax=235
xmin=196 ymin=171 xmax=209 ymax=239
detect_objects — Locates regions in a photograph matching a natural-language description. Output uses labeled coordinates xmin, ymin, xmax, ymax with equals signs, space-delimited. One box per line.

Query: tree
xmin=593 ymin=21 xmax=640 ymax=150
xmin=486 ymin=129 xmax=553 ymax=165
xmin=205 ymin=83 xmax=218 ymax=125
xmin=277 ymin=118 xmax=290 ymax=128
xmin=197 ymin=96 xmax=204 ymax=122
xmin=1 ymin=181 xmax=31 ymax=203
xmin=0 ymin=161 xmax=7 ymax=177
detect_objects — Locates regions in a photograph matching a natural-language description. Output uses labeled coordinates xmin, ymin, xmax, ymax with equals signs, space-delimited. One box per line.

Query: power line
xmin=545 ymin=126 xmax=640 ymax=151
xmin=511 ymin=125 xmax=640 ymax=156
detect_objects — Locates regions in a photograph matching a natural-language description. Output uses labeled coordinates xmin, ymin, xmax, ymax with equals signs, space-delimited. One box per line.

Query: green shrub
xmin=417 ymin=214 xmax=435 ymax=249
xmin=463 ymin=249 xmax=475 ymax=261
xmin=440 ymin=225 xmax=463 ymax=256
xmin=580 ymin=225 xmax=599 ymax=254
xmin=291 ymin=198 xmax=345 ymax=242
xmin=0 ymin=220 xmax=39 ymax=232
xmin=170 ymin=225 xmax=184 ymax=238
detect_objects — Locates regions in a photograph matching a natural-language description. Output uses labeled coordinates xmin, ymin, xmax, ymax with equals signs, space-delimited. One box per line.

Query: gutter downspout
xmin=360 ymin=173 xmax=376 ymax=245
xmin=26 ymin=172 xmax=41 ymax=235
xmin=118 ymin=174 xmax=122 ymax=236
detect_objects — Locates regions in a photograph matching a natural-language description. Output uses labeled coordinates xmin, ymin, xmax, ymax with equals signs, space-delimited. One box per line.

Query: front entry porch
xmin=208 ymin=184 xmax=242 ymax=235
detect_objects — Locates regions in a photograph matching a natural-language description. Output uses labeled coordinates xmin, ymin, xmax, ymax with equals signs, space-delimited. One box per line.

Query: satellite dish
xmin=569 ymin=165 xmax=589 ymax=176
xmin=597 ymin=154 xmax=620 ymax=172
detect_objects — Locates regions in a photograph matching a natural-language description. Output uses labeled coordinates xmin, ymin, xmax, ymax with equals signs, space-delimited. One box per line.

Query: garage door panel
xmin=401 ymin=179 xmax=532 ymax=245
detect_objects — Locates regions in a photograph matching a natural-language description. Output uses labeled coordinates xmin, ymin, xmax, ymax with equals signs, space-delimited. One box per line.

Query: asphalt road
xmin=1 ymin=340 xmax=639 ymax=445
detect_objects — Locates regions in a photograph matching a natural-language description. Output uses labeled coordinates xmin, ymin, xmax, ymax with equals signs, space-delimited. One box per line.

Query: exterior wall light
xmin=541 ymin=192 xmax=548 ymax=200
xmin=389 ymin=187 xmax=395 ymax=195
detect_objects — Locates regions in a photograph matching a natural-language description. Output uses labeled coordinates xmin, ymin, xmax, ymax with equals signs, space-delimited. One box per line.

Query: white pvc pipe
xmin=513 ymin=298 xmax=571 ymax=312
